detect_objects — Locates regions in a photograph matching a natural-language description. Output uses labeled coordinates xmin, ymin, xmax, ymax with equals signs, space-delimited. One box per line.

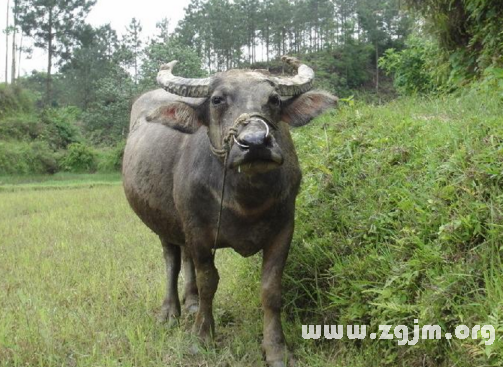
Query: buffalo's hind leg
xmin=158 ymin=238 xmax=181 ymax=327
xmin=182 ymin=247 xmax=199 ymax=314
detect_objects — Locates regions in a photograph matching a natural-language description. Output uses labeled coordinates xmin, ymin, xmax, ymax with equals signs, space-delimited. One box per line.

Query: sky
xmin=0 ymin=0 xmax=191 ymax=83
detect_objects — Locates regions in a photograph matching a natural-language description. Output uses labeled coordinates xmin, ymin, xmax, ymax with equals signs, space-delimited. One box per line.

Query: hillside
xmin=278 ymin=90 xmax=503 ymax=365
xmin=1 ymin=91 xmax=502 ymax=366
xmin=0 ymin=84 xmax=123 ymax=175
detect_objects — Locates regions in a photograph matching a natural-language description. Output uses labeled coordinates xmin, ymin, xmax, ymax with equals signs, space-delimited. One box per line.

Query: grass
xmin=283 ymin=91 xmax=503 ymax=366
xmin=0 ymin=183 xmax=265 ymax=367
xmin=1 ymin=91 xmax=503 ymax=366
xmin=0 ymin=172 xmax=122 ymax=191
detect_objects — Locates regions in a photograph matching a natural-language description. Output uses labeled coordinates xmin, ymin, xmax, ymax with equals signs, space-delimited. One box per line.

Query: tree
xmin=5 ymin=0 xmax=10 ymax=84
xmin=59 ymin=24 xmax=120 ymax=108
xmin=140 ymin=38 xmax=206 ymax=90
xmin=18 ymin=0 xmax=96 ymax=104
xmin=121 ymin=18 xmax=143 ymax=83
xmin=11 ymin=0 xmax=18 ymax=84
xmin=406 ymin=0 xmax=503 ymax=82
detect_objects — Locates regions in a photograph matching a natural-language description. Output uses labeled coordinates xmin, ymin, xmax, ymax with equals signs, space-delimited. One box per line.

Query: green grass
xmin=0 ymin=184 xmax=265 ymax=367
xmin=0 ymin=172 xmax=122 ymax=191
xmin=1 ymin=91 xmax=503 ymax=367
xmin=283 ymin=91 xmax=503 ymax=366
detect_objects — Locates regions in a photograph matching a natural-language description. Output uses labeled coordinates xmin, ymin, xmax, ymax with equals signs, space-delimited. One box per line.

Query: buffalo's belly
xmin=216 ymin=211 xmax=291 ymax=257
xmin=122 ymin=125 xmax=186 ymax=246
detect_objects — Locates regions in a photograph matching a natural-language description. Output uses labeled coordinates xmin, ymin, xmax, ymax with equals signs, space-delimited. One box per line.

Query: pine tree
xmin=17 ymin=0 xmax=96 ymax=104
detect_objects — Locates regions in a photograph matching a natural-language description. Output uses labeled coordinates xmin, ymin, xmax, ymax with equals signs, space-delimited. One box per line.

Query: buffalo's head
xmin=148 ymin=56 xmax=337 ymax=174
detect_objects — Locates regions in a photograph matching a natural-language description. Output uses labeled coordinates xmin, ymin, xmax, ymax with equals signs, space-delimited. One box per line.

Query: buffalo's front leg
xmin=191 ymin=248 xmax=219 ymax=343
xmin=182 ymin=247 xmax=199 ymax=314
xmin=261 ymin=226 xmax=293 ymax=367
xmin=158 ymin=239 xmax=181 ymax=327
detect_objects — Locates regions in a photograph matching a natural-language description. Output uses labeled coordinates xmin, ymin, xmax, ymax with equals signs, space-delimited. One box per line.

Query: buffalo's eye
xmin=211 ymin=96 xmax=225 ymax=106
xmin=269 ymin=95 xmax=281 ymax=107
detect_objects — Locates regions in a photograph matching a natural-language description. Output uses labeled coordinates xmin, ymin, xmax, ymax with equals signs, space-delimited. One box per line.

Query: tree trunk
xmin=17 ymin=33 xmax=22 ymax=79
xmin=11 ymin=0 xmax=17 ymax=84
xmin=5 ymin=0 xmax=10 ymax=84
xmin=375 ymin=39 xmax=379 ymax=94
xmin=46 ymin=6 xmax=53 ymax=105
xmin=265 ymin=28 xmax=269 ymax=62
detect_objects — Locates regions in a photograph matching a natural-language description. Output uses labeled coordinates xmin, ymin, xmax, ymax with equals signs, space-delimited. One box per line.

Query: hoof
xmin=263 ymin=344 xmax=295 ymax=367
xmin=157 ymin=305 xmax=180 ymax=328
xmin=185 ymin=303 xmax=199 ymax=315
xmin=183 ymin=295 xmax=199 ymax=315
xmin=157 ymin=313 xmax=180 ymax=328
xmin=268 ymin=357 xmax=296 ymax=367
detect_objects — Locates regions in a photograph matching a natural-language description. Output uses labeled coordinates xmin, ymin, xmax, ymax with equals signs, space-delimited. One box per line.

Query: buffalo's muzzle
xmin=228 ymin=118 xmax=283 ymax=174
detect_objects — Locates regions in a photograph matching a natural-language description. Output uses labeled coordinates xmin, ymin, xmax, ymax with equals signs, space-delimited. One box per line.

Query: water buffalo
xmin=122 ymin=56 xmax=337 ymax=366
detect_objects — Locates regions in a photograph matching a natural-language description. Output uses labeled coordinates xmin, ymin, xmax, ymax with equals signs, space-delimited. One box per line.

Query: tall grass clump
xmin=0 ymin=84 xmax=34 ymax=119
xmin=265 ymin=91 xmax=502 ymax=366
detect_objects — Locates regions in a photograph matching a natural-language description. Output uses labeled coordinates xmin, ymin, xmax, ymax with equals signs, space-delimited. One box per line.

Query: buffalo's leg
xmin=182 ymin=247 xmax=199 ymax=313
xmin=261 ymin=227 xmax=293 ymax=367
xmin=158 ymin=238 xmax=181 ymax=326
xmin=191 ymin=249 xmax=219 ymax=343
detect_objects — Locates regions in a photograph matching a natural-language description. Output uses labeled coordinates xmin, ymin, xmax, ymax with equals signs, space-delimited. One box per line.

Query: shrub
xmin=61 ymin=143 xmax=97 ymax=173
xmin=0 ymin=141 xmax=59 ymax=174
xmin=379 ymin=35 xmax=439 ymax=95
xmin=96 ymin=140 xmax=126 ymax=172
xmin=0 ymin=114 xmax=44 ymax=141
xmin=40 ymin=107 xmax=82 ymax=149
xmin=0 ymin=84 xmax=34 ymax=119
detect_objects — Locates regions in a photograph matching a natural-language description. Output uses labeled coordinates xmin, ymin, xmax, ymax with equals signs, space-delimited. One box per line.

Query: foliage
xmin=17 ymin=0 xmax=96 ymax=104
xmin=379 ymin=35 xmax=438 ymax=94
xmin=139 ymin=38 xmax=207 ymax=91
xmin=121 ymin=18 xmax=143 ymax=84
xmin=96 ymin=140 xmax=126 ymax=172
xmin=0 ymin=141 xmax=59 ymax=174
xmin=58 ymin=24 xmax=120 ymax=109
xmin=81 ymin=71 xmax=135 ymax=146
xmin=468 ymin=67 xmax=503 ymax=101
xmin=176 ymin=0 xmax=410 ymax=71
xmin=39 ymin=107 xmax=82 ymax=149
xmin=61 ymin=143 xmax=97 ymax=172
xmin=405 ymin=0 xmax=503 ymax=88
xmin=0 ymin=83 xmax=34 ymax=118
xmin=273 ymin=91 xmax=503 ymax=365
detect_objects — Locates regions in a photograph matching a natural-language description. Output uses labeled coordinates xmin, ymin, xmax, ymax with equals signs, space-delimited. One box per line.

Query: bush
xmin=40 ymin=107 xmax=82 ymax=149
xmin=96 ymin=140 xmax=126 ymax=172
xmin=0 ymin=84 xmax=34 ymax=119
xmin=0 ymin=114 xmax=45 ymax=142
xmin=0 ymin=141 xmax=59 ymax=174
xmin=61 ymin=143 xmax=97 ymax=173
xmin=379 ymin=35 xmax=439 ymax=95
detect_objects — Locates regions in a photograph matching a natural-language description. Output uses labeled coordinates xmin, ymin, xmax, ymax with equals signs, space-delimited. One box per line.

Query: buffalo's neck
xmin=226 ymin=169 xmax=288 ymax=206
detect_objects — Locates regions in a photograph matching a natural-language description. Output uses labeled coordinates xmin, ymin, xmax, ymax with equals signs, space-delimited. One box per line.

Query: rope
xmin=209 ymin=112 xmax=277 ymax=257
xmin=212 ymin=153 xmax=228 ymax=257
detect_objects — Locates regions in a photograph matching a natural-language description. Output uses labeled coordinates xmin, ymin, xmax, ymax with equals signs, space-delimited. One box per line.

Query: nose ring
xmin=233 ymin=135 xmax=249 ymax=149
xmin=233 ymin=118 xmax=271 ymax=149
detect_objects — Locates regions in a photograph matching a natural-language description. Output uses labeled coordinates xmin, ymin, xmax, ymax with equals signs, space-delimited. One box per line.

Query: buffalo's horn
xmin=272 ymin=56 xmax=315 ymax=96
xmin=157 ymin=60 xmax=211 ymax=98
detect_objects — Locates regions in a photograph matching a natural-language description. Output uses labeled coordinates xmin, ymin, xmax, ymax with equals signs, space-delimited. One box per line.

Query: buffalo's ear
xmin=281 ymin=91 xmax=338 ymax=127
xmin=146 ymin=102 xmax=205 ymax=134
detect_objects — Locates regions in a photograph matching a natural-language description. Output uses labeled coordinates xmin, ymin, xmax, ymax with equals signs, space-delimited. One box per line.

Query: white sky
xmin=0 ymin=0 xmax=191 ymax=82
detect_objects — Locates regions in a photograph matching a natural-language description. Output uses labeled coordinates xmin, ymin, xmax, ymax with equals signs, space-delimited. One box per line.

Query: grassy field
xmin=1 ymin=92 xmax=503 ymax=366
xmin=0 ymin=175 xmax=339 ymax=367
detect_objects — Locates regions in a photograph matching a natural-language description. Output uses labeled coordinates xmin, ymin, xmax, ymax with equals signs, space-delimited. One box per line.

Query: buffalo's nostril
xmin=238 ymin=131 xmax=267 ymax=148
